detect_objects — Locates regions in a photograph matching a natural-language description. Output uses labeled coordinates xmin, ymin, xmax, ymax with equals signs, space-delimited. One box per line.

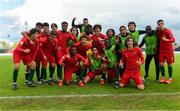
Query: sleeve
xmin=121 ymin=51 xmax=126 ymax=64
xmin=59 ymin=55 xmax=67 ymax=65
xmin=138 ymin=30 xmax=146 ymax=35
xmin=167 ymin=30 xmax=175 ymax=43
xmin=68 ymin=34 xmax=78 ymax=43
xmin=138 ymin=48 xmax=144 ymax=64
xmin=15 ymin=37 xmax=27 ymax=52
xmin=77 ymin=54 xmax=86 ymax=63
xmin=71 ymin=19 xmax=81 ymax=29
xmin=139 ymin=37 xmax=145 ymax=48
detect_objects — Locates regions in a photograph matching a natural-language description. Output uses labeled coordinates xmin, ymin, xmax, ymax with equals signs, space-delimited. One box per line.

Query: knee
xmin=137 ymin=84 xmax=144 ymax=90
xmin=65 ymin=80 xmax=71 ymax=85
xmin=14 ymin=64 xmax=20 ymax=70
xmin=119 ymin=83 xmax=125 ymax=88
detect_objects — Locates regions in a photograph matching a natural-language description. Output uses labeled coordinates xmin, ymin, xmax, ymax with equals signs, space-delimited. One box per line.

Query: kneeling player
xmin=12 ymin=28 xmax=39 ymax=90
xmin=59 ymin=46 xmax=88 ymax=86
xmin=83 ymin=46 xmax=107 ymax=85
xmin=119 ymin=37 xmax=145 ymax=90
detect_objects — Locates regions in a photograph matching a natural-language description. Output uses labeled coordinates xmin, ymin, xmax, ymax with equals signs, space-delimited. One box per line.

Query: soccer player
xmin=21 ymin=22 xmax=43 ymax=83
xmin=128 ymin=21 xmax=146 ymax=43
xmin=72 ymin=17 xmax=92 ymax=36
xmin=89 ymin=24 xmax=107 ymax=54
xmin=59 ymin=46 xmax=88 ymax=86
xmin=40 ymin=31 xmax=58 ymax=85
xmin=106 ymin=28 xmax=116 ymax=46
xmin=83 ymin=46 xmax=107 ymax=84
xmin=103 ymin=39 xmax=120 ymax=87
xmin=67 ymin=27 xmax=79 ymax=46
xmin=156 ymin=19 xmax=175 ymax=84
xmin=56 ymin=21 xmax=78 ymax=87
xmin=12 ymin=28 xmax=39 ymax=90
xmin=139 ymin=25 xmax=160 ymax=80
xmin=74 ymin=35 xmax=92 ymax=81
xmin=119 ymin=37 xmax=145 ymax=90
xmin=51 ymin=23 xmax=58 ymax=32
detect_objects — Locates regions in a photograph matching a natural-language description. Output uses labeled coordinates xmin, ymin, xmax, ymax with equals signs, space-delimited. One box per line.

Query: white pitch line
xmin=0 ymin=92 xmax=180 ymax=99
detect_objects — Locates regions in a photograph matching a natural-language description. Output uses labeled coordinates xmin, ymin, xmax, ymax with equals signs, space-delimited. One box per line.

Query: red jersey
xmin=122 ymin=47 xmax=144 ymax=71
xmin=59 ymin=53 xmax=86 ymax=67
xmin=13 ymin=37 xmax=39 ymax=61
xmin=56 ymin=30 xmax=78 ymax=50
xmin=40 ymin=38 xmax=58 ymax=56
xmin=89 ymin=33 xmax=107 ymax=54
xmin=157 ymin=28 xmax=175 ymax=53
xmin=74 ymin=42 xmax=92 ymax=59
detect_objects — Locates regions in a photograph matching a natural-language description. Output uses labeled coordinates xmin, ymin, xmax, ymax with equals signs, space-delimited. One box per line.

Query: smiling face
xmin=128 ymin=24 xmax=136 ymax=32
xmin=107 ymin=29 xmax=114 ymax=38
xmin=71 ymin=46 xmax=77 ymax=56
xmin=61 ymin=23 xmax=68 ymax=32
xmin=157 ymin=21 xmax=165 ymax=31
xmin=127 ymin=38 xmax=134 ymax=49
xmin=120 ymin=26 xmax=127 ymax=36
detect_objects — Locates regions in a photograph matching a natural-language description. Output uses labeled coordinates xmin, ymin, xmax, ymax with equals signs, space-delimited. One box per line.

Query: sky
xmin=0 ymin=0 xmax=180 ymax=44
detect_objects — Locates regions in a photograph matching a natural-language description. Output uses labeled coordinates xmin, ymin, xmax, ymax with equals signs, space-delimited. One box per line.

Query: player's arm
xmin=137 ymin=48 xmax=145 ymax=65
xmin=139 ymin=37 xmax=145 ymax=48
xmin=72 ymin=17 xmax=82 ymax=29
xmin=21 ymin=31 xmax=31 ymax=40
xmin=68 ymin=33 xmax=78 ymax=43
xmin=16 ymin=38 xmax=30 ymax=53
xmin=32 ymin=40 xmax=39 ymax=61
xmin=59 ymin=55 xmax=67 ymax=66
xmin=165 ymin=30 xmax=175 ymax=43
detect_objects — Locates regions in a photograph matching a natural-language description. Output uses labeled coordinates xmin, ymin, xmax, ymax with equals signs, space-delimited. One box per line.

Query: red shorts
xmin=159 ymin=51 xmax=174 ymax=64
xmin=35 ymin=52 xmax=43 ymax=64
xmin=120 ymin=70 xmax=143 ymax=85
xmin=87 ymin=69 xmax=102 ymax=80
xmin=42 ymin=54 xmax=56 ymax=67
xmin=107 ymin=68 xmax=115 ymax=81
xmin=64 ymin=65 xmax=80 ymax=81
xmin=13 ymin=52 xmax=31 ymax=65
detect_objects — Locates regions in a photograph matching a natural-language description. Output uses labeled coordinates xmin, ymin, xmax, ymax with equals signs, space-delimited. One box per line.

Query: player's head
xmin=79 ymin=35 xmax=88 ymax=46
xmin=125 ymin=37 xmax=137 ymax=48
xmin=128 ymin=21 xmax=136 ymax=32
xmin=30 ymin=28 xmax=39 ymax=40
xmin=93 ymin=24 xmax=102 ymax=36
xmin=145 ymin=25 xmax=152 ymax=35
xmin=42 ymin=22 xmax=49 ymax=34
xmin=91 ymin=46 xmax=98 ymax=55
xmin=70 ymin=27 xmax=79 ymax=37
xmin=83 ymin=18 xmax=89 ymax=26
xmin=61 ymin=21 xmax=68 ymax=32
xmin=157 ymin=19 xmax=165 ymax=31
xmin=105 ymin=39 xmax=112 ymax=49
xmin=49 ymin=31 xmax=57 ymax=41
xmin=85 ymin=25 xmax=93 ymax=36
xmin=106 ymin=28 xmax=115 ymax=38
xmin=119 ymin=26 xmax=127 ymax=36
xmin=35 ymin=22 xmax=42 ymax=32
xmin=70 ymin=45 xmax=77 ymax=55
xmin=51 ymin=23 xmax=58 ymax=32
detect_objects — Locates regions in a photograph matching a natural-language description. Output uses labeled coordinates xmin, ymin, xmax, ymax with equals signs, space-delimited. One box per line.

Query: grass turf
xmin=0 ymin=54 xmax=180 ymax=110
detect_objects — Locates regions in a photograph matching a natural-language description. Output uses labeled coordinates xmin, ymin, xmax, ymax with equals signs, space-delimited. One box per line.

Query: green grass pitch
xmin=0 ymin=54 xmax=180 ymax=110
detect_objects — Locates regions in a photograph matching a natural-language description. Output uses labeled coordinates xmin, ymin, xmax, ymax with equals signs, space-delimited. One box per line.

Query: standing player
xmin=106 ymin=28 xmax=116 ymax=46
xmin=12 ymin=28 xmax=39 ymax=90
xmin=56 ymin=21 xmax=78 ymax=87
xmin=59 ymin=46 xmax=88 ymax=86
xmin=72 ymin=17 xmax=92 ymax=36
xmin=40 ymin=31 xmax=58 ymax=85
xmin=128 ymin=21 xmax=146 ymax=43
xmin=103 ymin=39 xmax=120 ymax=87
xmin=139 ymin=26 xmax=159 ymax=80
xmin=156 ymin=19 xmax=175 ymax=84
xmin=119 ymin=37 xmax=145 ymax=90
xmin=89 ymin=24 xmax=107 ymax=54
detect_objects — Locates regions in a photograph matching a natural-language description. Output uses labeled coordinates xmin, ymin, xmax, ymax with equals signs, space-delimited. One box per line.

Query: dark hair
xmin=51 ymin=23 xmax=58 ymax=28
xmin=85 ymin=25 xmax=93 ymax=36
xmin=35 ymin=22 xmax=42 ymax=27
xmin=93 ymin=24 xmax=102 ymax=31
xmin=91 ymin=46 xmax=97 ymax=50
xmin=128 ymin=21 xmax=136 ymax=27
xmin=30 ymin=28 xmax=39 ymax=36
xmin=61 ymin=21 xmax=68 ymax=25
xmin=79 ymin=35 xmax=88 ymax=40
xmin=83 ymin=18 xmax=88 ymax=21
xmin=125 ymin=37 xmax=137 ymax=48
xmin=70 ymin=27 xmax=79 ymax=37
xmin=50 ymin=31 xmax=57 ymax=36
xmin=157 ymin=19 xmax=164 ymax=24
xmin=43 ymin=22 xmax=49 ymax=27
xmin=119 ymin=26 xmax=126 ymax=31
xmin=106 ymin=28 xmax=115 ymax=36
xmin=145 ymin=25 xmax=152 ymax=30
xmin=71 ymin=45 xmax=77 ymax=49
